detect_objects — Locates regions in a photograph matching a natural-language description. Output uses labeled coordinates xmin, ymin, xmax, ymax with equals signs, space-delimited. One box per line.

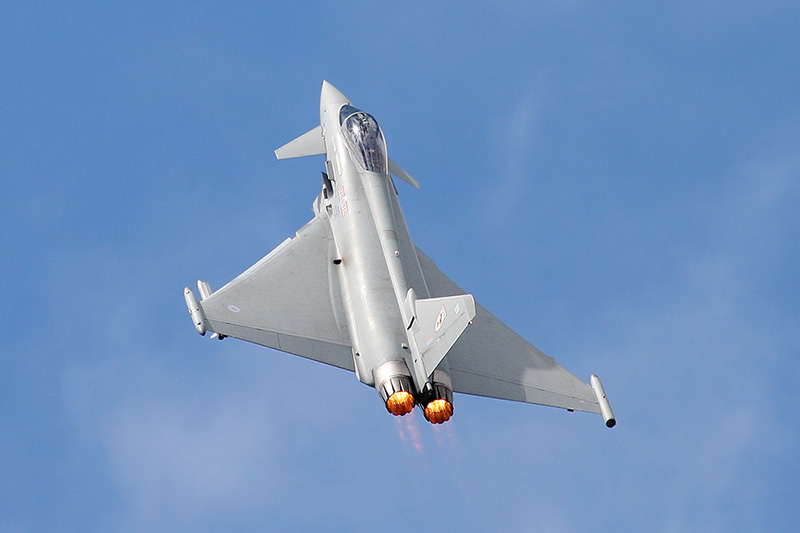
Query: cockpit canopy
xmin=339 ymin=104 xmax=388 ymax=174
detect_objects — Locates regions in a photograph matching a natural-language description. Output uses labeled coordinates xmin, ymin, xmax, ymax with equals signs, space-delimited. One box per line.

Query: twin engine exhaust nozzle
xmin=379 ymin=375 xmax=416 ymax=416
xmin=418 ymin=377 xmax=454 ymax=424
xmin=375 ymin=363 xmax=453 ymax=424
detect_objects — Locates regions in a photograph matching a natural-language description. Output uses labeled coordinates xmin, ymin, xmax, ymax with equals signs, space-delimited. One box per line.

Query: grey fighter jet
xmin=184 ymin=81 xmax=615 ymax=427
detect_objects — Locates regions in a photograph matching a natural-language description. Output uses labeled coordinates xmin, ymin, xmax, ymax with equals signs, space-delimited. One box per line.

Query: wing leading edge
xmin=195 ymin=216 xmax=354 ymax=372
xmin=415 ymin=248 xmax=603 ymax=415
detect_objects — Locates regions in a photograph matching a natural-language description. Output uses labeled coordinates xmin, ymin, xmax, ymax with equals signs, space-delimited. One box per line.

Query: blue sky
xmin=2 ymin=2 xmax=798 ymax=531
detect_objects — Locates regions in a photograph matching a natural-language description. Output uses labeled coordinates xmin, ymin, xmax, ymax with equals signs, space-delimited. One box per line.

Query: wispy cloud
xmin=483 ymin=81 xmax=548 ymax=227
xmin=578 ymin=151 xmax=800 ymax=530
xmin=63 ymin=343 xmax=278 ymax=531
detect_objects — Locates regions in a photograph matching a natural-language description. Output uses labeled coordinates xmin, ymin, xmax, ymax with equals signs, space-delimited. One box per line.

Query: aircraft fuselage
xmin=315 ymin=85 xmax=445 ymax=417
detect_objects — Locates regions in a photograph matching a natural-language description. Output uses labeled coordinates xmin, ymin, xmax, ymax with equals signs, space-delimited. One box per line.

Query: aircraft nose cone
xmin=320 ymin=80 xmax=350 ymax=114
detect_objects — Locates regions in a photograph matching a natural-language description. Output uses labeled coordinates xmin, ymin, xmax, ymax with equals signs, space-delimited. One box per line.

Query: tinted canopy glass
xmin=340 ymin=106 xmax=388 ymax=174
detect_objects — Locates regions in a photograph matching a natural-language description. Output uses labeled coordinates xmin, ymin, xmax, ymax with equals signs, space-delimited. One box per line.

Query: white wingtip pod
xmin=184 ymin=287 xmax=209 ymax=336
xmin=590 ymin=375 xmax=616 ymax=428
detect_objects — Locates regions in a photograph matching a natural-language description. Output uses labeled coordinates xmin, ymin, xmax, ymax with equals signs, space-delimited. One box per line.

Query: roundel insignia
xmin=228 ymin=305 xmax=240 ymax=313
xmin=434 ymin=304 xmax=447 ymax=333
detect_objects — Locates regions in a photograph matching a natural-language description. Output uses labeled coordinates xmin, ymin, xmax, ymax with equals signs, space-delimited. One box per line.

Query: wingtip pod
xmin=184 ymin=287 xmax=209 ymax=336
xmin=590 ymin=374 xmax=616 ymax=428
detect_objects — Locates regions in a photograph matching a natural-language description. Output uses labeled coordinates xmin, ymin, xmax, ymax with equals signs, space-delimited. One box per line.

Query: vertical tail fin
xmin=409 ymin=294 xmax=476 ymax=378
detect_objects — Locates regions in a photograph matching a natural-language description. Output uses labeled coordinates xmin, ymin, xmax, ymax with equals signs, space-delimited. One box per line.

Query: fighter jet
xmin=184 ymin=81 xmax=615 ymax=427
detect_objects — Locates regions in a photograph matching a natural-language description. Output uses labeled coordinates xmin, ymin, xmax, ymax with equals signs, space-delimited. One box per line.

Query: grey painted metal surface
xmin=184 ymin=81 xmax=615 ymax=427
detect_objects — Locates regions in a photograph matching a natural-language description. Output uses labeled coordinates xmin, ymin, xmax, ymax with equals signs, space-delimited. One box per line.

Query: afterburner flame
xmin=386 ymin=391 xmax=415 ymax=416
xmin=424 ymin=399 xmax=454 ymax=424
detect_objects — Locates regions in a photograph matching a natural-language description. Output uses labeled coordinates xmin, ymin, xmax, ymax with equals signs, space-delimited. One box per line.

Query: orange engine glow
xmin=424 ymin=399 xmax=454 ymax=424
xmin=386 ymin=391 xmax=415 ymax=416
